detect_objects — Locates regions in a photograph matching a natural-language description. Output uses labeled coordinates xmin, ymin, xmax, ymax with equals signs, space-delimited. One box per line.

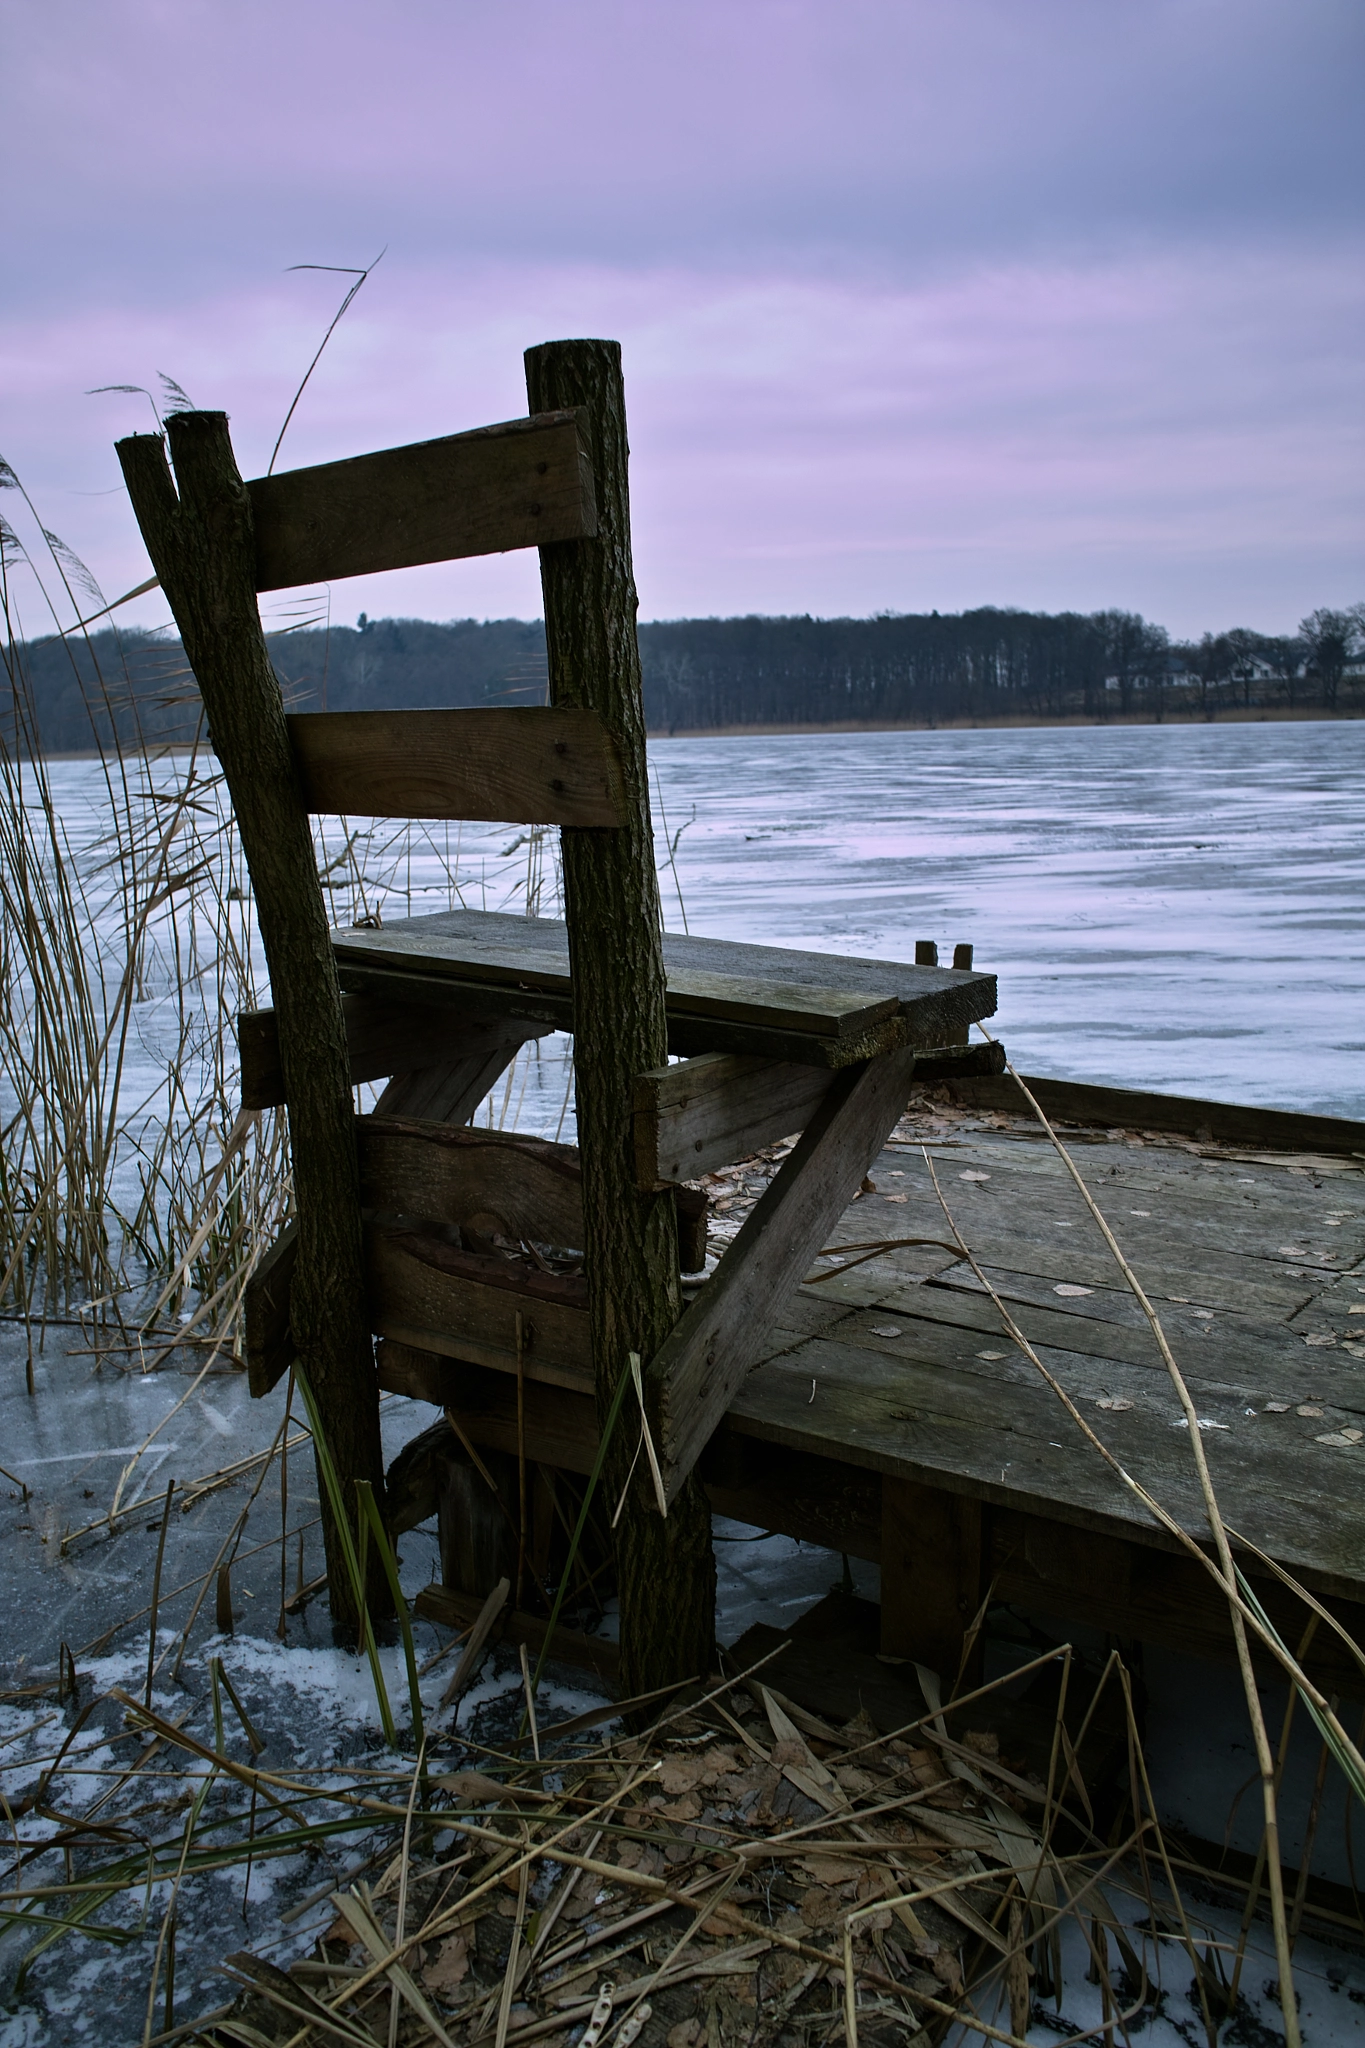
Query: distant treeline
xmin=10 ymin=603 xmax=1362 ymax=753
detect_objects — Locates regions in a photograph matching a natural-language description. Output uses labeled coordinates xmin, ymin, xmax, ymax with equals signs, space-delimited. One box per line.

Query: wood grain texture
xmin=370 ymin=1035 xmax=528 ymax=1123
xmin=365 ymin=1224 xmax=593 ymax=1388
xmin=650 ymin=1044 xmax=922 ymax=1498
xmin=331 ymin=907 xmax=996 ymax=1066
xmin=360 ymin=1117 xmax=585 ymax=1247
xmin=634 ymin=1053 xmax=835 ymax=1185
xmin=248 ymin=410 xmax=596 ymax=589
xmin=117 ymin=411 xmax=387 ymax=1635
xmin=947 ymin=1072 xmax=1365 ymax=1156
xmin=238 ymin=994 xmax=545 ymax=1110
xmin=285 ymin=707 xmax=626 ymax=827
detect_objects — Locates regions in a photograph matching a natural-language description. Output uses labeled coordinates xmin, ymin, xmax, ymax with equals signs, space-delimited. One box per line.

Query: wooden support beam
xmin=526 ymin=339 xmax=713 ymax=1698
xmin=117 ymin=411 xmax=387 ymax=1638
xmin=237 ymin=995 xmax=545 ymax=1110
xmin=650 ymin=1044 xmax=921 ymax=1499
xmin=634 ymin=1053 xmax=835 ymax=1186
xmin=246 ymin=1129 xmax=707 ymax=1397
xmin=880 ymin=1475 xmax=985 ymax=1687
xmin=375 ymin=1343 xmax=882 ymax=1561
xmin=248 ymin=410 xmax=596 ymax=589
xmin=285 ymin=706 xmax=626 ymax=827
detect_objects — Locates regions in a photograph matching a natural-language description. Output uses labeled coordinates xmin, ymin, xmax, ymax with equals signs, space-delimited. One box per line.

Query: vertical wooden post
xmin=880 ymin=1476 xmax=984 ymax=1688
xmin=116 ymin=414 xmax=390 ymax=1639
xmin=525 ymin=340 xmax=715 ymax=1697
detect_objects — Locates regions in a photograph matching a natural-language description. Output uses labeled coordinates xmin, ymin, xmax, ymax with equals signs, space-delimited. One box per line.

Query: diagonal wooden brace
xmin=649 ymin=1043 xmax=921 ymax=1501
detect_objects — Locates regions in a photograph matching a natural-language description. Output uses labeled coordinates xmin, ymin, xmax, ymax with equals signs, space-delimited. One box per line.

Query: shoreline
xmin=32 ymin=706 xmax=1365 ymax=759
xmin=647 ymin=706 xmax=1364 ymax=738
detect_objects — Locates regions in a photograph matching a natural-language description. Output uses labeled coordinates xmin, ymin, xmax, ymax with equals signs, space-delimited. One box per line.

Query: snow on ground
xmin=1 ymin=1326 xmax=1363 ymax=2044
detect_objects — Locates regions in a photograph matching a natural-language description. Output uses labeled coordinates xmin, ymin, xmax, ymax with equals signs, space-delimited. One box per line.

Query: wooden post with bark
xmin=524 ymin=340 xmax=716 ymax=1695
xmin=117 ymin=413 xmax=390 ymax=1639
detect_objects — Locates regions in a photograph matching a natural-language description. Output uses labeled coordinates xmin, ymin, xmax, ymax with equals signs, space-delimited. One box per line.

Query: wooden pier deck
xmin=385 ymin=1080 xmax=1365 ymax=1695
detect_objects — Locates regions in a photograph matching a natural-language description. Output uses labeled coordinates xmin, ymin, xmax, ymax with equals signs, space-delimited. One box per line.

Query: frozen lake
xmin=648 ymin=719 xmax=1365 ymax=1119
xmin=35 ymin=717 xmax=1365 ymax=1157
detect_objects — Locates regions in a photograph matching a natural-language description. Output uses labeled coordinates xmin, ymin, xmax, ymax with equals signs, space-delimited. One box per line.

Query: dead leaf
xmin=438 ymin=1769 xmax=550 ymax=1804
xmin=799 ymin=1886 xmax=841 ymax=1927
xmin=1297 ymin=1405 xmax=1324 ymax=1418
xmin=1264 ymin=1401 xmax=1290 ymax=1413
xmin=661 ymin=1791 xmax=703 ymax=1821
xmin=422 ymin=1933 xmax=469 ymax=1996
xmin=800 ymin=1853 xmax=859 ymax=1884
xmin=833 ymin=1764 xmax=876 ymax=1794
xmin=869 ymin=1324 xmax=902 ymax=1338
xmin=1316 ymin=1432 xmax=1359 ymax=1447
xmin=961 ymin=1729 xmax=999 ymax=1759
xmin=959 ymin=1171 xmax=990 ymax=1182
xmin=657 ymin=1757 xmax=707 ymax=1796
xmin=667 ymin=2023 xmax=701 ymax=2048
xmin=1053 ymin=1283 xmax=1094 ymax=1297
xmin=977 ymin=1350 xmax=1007 ymax=1361
xmin=1096 ymin=1396 xmax=1133 ymax=1412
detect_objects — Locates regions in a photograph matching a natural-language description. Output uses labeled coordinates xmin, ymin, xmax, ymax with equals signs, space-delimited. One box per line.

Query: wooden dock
xmin=388 ymin=1075 xmax=1365 ymax=1696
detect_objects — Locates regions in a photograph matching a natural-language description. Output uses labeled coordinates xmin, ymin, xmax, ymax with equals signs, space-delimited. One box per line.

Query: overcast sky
xmin=3 ymin=0 xmax=1361 ymax=637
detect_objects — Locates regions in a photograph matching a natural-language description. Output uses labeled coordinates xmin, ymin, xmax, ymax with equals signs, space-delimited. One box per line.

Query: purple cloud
xmin=4 ymin=0 xmax=1360 ymax=636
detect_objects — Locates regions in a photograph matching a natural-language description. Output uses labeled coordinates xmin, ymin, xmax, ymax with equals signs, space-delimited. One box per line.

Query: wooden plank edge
xmin=284 ymin=705 xmax=628 ymax=828
xmin=946 ymin=1072 xmax=1365 ymax=1156
xmin=413 ymin=1583 xmax=621 ymax=1685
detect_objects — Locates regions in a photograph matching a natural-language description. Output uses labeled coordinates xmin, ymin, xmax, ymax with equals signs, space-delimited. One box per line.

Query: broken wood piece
xmin=417 ymin=1580 xmax=621 ymax=1689
xmin=365 ymin=1226 xmax=594 ymax=1388
xmin=244 ymin=1221 xmax=298 ymax=1399
xmin=439 ymin=1576 xmax=512 ymax=1705
xmin=248 ymin=410 xmax=596 ymax=589
xmin=650 ymin=1044 xmax=922 ymax=1499
xmin=285 ymin=706 xmax=627 ymax=828
xmin=633 ymin=1053 xmax=835 ymax=1186
xmin=237 ymin=993 xmax=547 ymax=1111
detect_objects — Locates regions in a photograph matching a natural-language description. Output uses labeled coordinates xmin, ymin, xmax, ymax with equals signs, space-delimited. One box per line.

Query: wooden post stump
xmin=525 ymin=339 xmax=715 ymax=1697
xmin=880 ymin=1476 xmax=984 ymax=1689
xmin=117 ymin=413 xmax=390 ymax=1639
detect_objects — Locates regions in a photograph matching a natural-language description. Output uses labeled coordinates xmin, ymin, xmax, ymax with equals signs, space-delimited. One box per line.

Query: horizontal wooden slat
xmin=248 ymin=410 xmax=596 ymax=589
xmin=365 ymin=1225 xmax=593 ymax=1389
xmin=634 ymin=1053 xmax=835 ymax=1186
xmin=946 ymin=1072 xmax=1365 ymax=1156
xmin=331 ymin=909 xmax=995 ymax=1067
xmin=360 ymin=1118 xmax=585 ymax=1247
xmin=285 ymin=707 xmax=627 ymax=826
xmin=238 ymin=993 xmax=547 ymax=1111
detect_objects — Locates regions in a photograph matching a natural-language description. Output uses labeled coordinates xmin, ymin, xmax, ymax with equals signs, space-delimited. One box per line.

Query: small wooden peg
xmin=953 ymin=943 xmax=974 ymax=970
xmin=915 ymin=940 xmax=939 ymax=966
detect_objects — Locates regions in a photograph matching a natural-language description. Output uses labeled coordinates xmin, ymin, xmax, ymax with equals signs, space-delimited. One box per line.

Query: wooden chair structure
xmin=118 ymin=342 xmax=999 ymax=1690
